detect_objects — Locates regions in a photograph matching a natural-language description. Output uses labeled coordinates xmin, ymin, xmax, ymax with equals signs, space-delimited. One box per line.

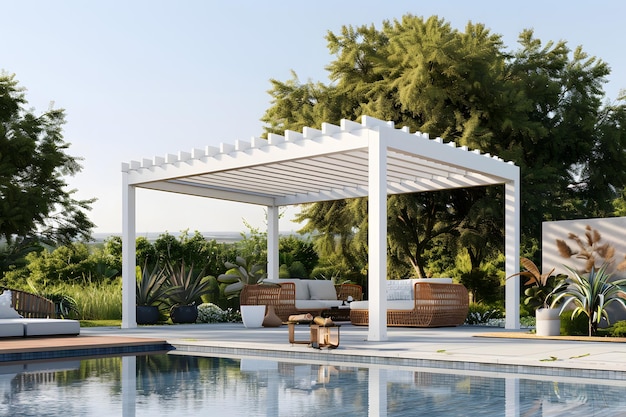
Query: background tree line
xmin=2 ymin=14 xmax=626 ymax=312
xmin=262 ymin=14 xmax=626 ymax=303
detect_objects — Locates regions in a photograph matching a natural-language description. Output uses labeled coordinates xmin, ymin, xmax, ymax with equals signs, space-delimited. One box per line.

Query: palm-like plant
xmin=551 ymin=263 xmax=626 ymax=336
xmin=136 ymin=261 xmax=176 ymax=307
xmin=165 ymin=261 xmax=213 ymax=307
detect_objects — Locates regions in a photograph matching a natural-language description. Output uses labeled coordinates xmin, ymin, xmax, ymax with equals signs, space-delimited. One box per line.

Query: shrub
xmin=465 ymin=303 xmax=503 ymax=325
xmin=460 ymin=269 xmax=501 ymax=304
xmin=196 ymin=303 xmax=241 ymax=323
xmin=560 ymin=310 xmax=589 ymax=336
xmin=608 ymin=320 xmax=626 ymax=337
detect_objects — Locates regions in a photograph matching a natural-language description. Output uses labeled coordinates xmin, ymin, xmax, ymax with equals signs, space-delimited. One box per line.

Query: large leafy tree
xmin=0 ymin=72 xmax=94 ymax=261
xmin=262 ymin=14 xmax=626 ymax=278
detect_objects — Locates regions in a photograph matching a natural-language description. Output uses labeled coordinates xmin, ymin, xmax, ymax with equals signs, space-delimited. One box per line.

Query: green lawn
xmin=79 ymin=320 xmax=121 ymax=327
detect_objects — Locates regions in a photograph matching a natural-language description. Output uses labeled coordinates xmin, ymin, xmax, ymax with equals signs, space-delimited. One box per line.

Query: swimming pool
xmin=1 ymin=353 xmax=625 ymax=416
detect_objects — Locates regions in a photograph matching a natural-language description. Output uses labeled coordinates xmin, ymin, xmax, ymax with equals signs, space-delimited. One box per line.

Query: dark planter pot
xmin=170 ymin=305 xmax=198 ymax=324
xmin=136 ymin=305 xmax=160 ymax=325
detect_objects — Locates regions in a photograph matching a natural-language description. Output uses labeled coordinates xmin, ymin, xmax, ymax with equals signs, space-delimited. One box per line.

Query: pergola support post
xmin=122 ymin=174 xmax=137 ymax=329
xmin=267 ymin=205 xmax=279 ymax=280
xmin=504 ymin=178 xmax=520 ymax=329
xmin=368 ymin=131 xmax=388 ymax=341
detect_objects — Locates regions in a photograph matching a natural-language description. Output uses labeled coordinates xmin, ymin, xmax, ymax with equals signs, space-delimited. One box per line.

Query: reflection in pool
xmin=0 ymin=353 xmax=624 ymax=416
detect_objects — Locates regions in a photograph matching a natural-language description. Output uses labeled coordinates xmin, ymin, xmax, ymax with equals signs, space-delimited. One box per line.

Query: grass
xmin=80 ymin=320 xmax=121 ymax=327
xmin=54 ymin=280 xmax=122 ymax=320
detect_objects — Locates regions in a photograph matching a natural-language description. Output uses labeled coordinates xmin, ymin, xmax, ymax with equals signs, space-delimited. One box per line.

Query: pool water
xmin=1 ymin=353 xmax=625 ymax=416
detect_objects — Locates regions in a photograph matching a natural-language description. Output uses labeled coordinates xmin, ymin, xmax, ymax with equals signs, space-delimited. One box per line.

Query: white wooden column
xmin=504 ymin=175 xmax=521 ymax=329
xmin=121 ymin=172 xmax=137 ymax=329
xmin=368 ymin=131 xmax=388 ymax=341
xmin=267 ymin=205 xmax=280 ymax=279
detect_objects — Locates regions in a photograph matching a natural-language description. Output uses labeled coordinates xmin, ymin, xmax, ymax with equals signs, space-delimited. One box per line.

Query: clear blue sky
xmin=3 ymin=1 xmax=625 ymax=236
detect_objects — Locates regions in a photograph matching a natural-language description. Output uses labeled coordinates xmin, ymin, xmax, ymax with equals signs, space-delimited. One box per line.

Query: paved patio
xmin=2 ymin=323 xmax=626 ymax=380
xmin=75 ymin=323 xmax=626 ymax=380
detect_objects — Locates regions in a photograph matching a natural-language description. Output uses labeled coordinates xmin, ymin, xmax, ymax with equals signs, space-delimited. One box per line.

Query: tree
xmin=0 ymin=72 xmax=95 ymax=255
xmin=261 ymin=14 xmax=625 ymax=280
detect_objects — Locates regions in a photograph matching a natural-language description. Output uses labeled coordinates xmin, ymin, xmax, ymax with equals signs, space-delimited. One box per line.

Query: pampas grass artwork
xmin=556 ymin=225 xmax=616 ymax=272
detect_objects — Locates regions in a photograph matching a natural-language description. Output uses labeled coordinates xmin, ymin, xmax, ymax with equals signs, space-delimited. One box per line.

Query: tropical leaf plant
xmin=551 ymin=263 xmax=626 ymax=336
xmin=507 ymin=257 xmax=566 ymax=310
xmin=217 ymin=256 xmax=266 ymax=299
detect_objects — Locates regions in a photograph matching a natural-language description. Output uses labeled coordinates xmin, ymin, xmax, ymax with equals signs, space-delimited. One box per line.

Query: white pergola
xmin=121 ymin=115 xmax=521 ymax=340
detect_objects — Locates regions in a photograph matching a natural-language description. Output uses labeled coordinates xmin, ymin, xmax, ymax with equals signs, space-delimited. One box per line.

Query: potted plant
xmin=508 ymin=257 xmax=566 ymax=336
xmin=136 ymin=261 xmax=177 ymax=325
xmin=218 ymin=256 xmax=267 ymax=327
xmin=550 ymin=262 xmax=626 ymax=336
xmin=166 ymin=261 xmax=214 ymax=324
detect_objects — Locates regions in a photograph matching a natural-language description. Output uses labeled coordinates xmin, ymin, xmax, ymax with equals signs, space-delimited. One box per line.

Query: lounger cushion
xmin=21 ymin=319 xmax=80 ymax=337
xmin=0 ymin=319 xmax=25 ymax=337
xmin=307 ymin=280 xmax=337 ymax=300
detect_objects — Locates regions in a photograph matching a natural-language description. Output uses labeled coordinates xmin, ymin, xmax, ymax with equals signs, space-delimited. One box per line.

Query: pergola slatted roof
xmin=123 ymin=117 xmax=515 ymax=205
xmin=121 ymin=115 xmax=521 ymax=339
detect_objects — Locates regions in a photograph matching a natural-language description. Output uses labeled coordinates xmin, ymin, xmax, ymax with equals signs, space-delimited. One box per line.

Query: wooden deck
xmin=0 ymin=335 xmax=169 ymax=363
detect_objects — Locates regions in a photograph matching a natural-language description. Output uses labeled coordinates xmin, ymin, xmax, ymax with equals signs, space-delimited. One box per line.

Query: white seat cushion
xmin=350 ymin=300 xmax=414 ymax=311
xmin=295 ymin=299 xmax=343 ymax=310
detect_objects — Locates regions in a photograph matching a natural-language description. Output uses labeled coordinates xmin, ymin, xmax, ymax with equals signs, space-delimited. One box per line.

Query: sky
xmin=2 ymin=1 xmax=625 ymax=237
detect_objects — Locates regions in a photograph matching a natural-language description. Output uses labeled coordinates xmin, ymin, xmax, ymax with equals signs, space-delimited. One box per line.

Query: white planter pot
xmin=536 ymin=308 xmax=561 ymax=336
xmin=241 ymin=305 xmax=266 ymax=328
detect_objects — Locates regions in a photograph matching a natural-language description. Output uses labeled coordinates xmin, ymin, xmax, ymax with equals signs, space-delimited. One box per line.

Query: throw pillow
xmin=0 ymin=290 xmax=12 ymax=308
xmin=0 ymin=304 xmax=22 ymax=319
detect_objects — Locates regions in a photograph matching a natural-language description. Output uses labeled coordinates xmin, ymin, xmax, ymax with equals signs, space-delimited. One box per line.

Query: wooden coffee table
xmin=321 ymin=306 xmax=351 ymax=321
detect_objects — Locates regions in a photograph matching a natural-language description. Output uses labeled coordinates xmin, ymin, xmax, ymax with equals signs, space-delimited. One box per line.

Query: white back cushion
xmin=307 ymin=280 xmax=337 ymax=300
xmin=265 ymin=279 xmax=310 ymax=300
xmin=386 ymin=280 xmax=413 ymax=300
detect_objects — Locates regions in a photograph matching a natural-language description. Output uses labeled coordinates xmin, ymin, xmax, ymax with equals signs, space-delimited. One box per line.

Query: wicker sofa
xmin=349 ymin=278 xmax=469 ymax=327
xmin=240 ymin=279 xmax=362 ymax=322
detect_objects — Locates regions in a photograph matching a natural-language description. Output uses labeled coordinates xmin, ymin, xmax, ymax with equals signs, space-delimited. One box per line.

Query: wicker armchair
xmin=350 ymin=282 xmax=468 ymax=327
xmin=336 ymin=283 xmax=363 ymax=301
xmin=240 ymin=284 xmax=295 ymax=322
